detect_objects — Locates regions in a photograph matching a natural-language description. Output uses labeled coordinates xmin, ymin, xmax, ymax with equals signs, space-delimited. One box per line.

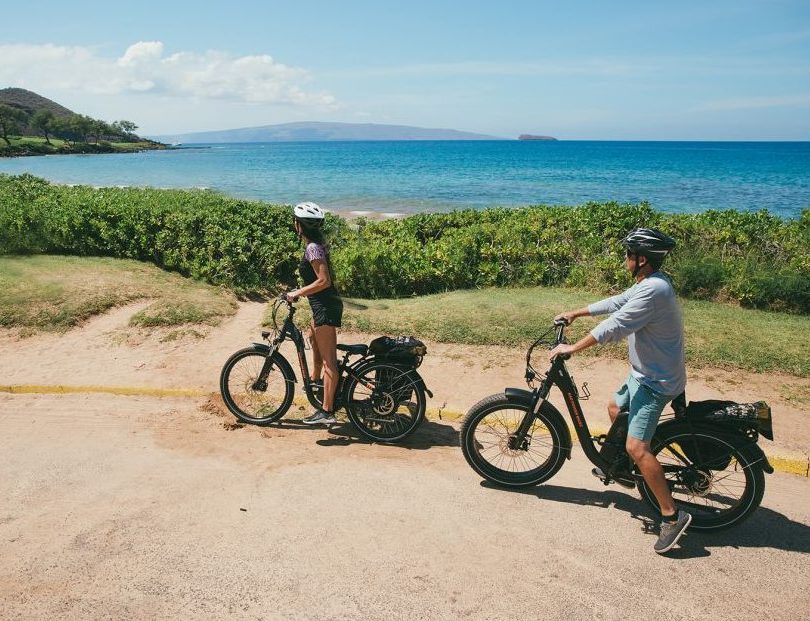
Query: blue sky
xmin=2 ymin=0 xmax=809 ymax=139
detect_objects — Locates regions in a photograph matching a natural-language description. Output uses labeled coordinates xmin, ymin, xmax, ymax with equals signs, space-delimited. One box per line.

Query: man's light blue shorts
xmin=613 ymin=374 xmax=672 ymax=442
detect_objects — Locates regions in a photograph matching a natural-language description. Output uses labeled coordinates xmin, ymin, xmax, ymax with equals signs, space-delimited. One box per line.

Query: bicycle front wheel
xmin=345 ymin=361 xmax=426 ymax=443
xmin=639 ymin=427 xmax=765 ymax=531
xmin=219 ymin=348 xmax=295 ymax=425
xmin=460 ymin=394 xmax=568 ymax=488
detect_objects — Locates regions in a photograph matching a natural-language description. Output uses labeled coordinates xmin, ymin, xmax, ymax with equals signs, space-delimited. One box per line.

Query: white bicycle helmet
xmin=293 ymin=202 xmax=325 ymax=227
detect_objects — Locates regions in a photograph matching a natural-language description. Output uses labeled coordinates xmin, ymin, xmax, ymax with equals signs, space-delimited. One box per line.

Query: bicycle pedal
xmin=592 ymin=467 xmax=611 ymax=486
xmin=592 ymin=467 xmax=635 ymax=489
xmin=593 ymin=434 xmax=607 ymax=446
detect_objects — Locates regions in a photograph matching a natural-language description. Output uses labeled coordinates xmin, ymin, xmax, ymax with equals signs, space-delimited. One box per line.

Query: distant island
xmin=518 ymin=134 xmax=557 ymax=141
xmin=0 ymin=87 xmax=164 ymax=157
xmin=154 ymin=121 xmax=508 ymax=144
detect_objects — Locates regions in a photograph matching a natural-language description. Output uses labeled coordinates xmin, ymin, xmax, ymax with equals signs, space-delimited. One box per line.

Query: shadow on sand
xmin=481 ymin=481 xmax=810 ymax=557
xmin=314 ymin=418 xmax=459 ymax=450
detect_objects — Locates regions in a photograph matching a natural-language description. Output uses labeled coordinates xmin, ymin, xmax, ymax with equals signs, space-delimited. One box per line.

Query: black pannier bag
xmin=675 ymin=399 xmax=773 ymax=470
xmin=368 ymin=336 xmax=427 ymax=368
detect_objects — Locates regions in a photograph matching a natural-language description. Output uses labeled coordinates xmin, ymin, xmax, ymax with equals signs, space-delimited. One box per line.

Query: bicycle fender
xmin=655 ymin=419 xmax=774 ymax=475
xmin=398 ymin=368 xmax=432 ymax=399
xmin=250 ymin=344 xmax=298 ymax=383
xmin=504 ymin=388 xmax=573 ymax=459
xmin=413 ymin=372 xmax=433 ymax=399
xmin=739 ymin=442 xmax=774 ymax=474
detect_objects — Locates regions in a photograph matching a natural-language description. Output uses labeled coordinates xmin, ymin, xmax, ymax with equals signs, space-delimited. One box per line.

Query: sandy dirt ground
xmin=1 ymin=302 xmax=809 ymax=620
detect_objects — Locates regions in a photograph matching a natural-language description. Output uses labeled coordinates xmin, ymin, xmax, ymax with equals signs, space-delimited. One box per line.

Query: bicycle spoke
xmin=471 ymin=406 xmax=555 ymax=475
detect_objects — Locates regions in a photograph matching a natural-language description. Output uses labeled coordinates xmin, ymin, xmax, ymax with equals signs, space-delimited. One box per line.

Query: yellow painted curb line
xmin=2 ymin=384 xmax=808 ymax=477
xmin=0 ymin=384 xmax=207 ymax=398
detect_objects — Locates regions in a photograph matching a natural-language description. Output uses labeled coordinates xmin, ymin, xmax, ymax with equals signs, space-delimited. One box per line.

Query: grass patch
xmin=332 ymin=287 xmax=810 ymax=377
xmin=0 ymin=255 xmax=237 ymax=331
xmin=1 ymin=136 xmax=164 ymax=156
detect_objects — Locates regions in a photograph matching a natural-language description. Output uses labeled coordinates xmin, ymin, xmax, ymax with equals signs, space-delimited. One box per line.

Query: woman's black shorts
xmin=309 ymin=296 xmax=343 ymax=328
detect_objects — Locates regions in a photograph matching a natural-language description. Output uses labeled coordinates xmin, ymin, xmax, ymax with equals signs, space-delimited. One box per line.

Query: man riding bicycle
xmin=548 ymin=228 xmax=691 ymax=554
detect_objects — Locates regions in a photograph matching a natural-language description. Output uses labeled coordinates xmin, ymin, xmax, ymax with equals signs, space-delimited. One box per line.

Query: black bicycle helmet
xmin=622 ymin=228 xmax=676 ymax=276
xmin=622 ymin=227 xmax=676 ymax=258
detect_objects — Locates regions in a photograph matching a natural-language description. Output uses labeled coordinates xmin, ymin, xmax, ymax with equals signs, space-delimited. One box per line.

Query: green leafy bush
xmin=1 ymin=174 xmax=808 ymax=313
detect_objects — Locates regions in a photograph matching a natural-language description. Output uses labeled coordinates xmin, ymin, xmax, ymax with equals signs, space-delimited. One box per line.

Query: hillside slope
xmin=0 ymin=88 xmax=75 ymax=118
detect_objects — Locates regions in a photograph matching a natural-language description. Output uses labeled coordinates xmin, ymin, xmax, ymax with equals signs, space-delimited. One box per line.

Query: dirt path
xmin=2 ymin=301 xmax=808 ymax=458
xmin=1 ymin=302 xmax=809 ymax=620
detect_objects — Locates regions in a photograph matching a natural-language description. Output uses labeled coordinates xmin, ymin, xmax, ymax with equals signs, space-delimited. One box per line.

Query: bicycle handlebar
xmin=525 ymin=320 xmax=571 ymax=383
xmin=270 ymin=294 xmax=297 ymax=329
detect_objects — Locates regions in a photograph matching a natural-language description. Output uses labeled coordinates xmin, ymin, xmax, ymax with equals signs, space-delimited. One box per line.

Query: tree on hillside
xmin=31 ymin=109 xmax=55 ymax=145
xmin=0 ymin=104 xmax=28 ymax=146
xmin=76 ymin=115 xmax=96 ymax=142
xmin=91 ymin=119 xmax=112 ymax=143
xmin=113 ymin=120 xmax=138 ymax=139
xmin=51 ymin=115 xmax=78 ymax=145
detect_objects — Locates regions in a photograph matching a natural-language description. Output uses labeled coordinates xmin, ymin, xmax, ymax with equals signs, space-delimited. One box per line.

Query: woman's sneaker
xmin=654 ymin=510 xmax=692 ymax=554
xmin=302 ymin=409 xmax=337 ymax=425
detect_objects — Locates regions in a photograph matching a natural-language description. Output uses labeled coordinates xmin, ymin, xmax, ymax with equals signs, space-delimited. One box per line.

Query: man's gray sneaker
xmin=654 ymin=510 xmax=692 ymax=554
xmin=302 ymin=409 xmax=337 ymax=425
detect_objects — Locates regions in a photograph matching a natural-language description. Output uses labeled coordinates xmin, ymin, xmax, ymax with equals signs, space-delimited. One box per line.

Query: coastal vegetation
xmin=1 ymin=174 xmax=808 ymax=314
xmin=0 ymin=88 xmax=164 ymax=156
xmin=1 ymin=174 xmax=808 ymax=375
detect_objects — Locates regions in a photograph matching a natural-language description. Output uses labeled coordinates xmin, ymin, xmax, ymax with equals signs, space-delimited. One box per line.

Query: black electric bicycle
xmin=220 ymin=296 xmax=432 ymax=443
xmin=460 ymin=320 xmax=775 ymax=531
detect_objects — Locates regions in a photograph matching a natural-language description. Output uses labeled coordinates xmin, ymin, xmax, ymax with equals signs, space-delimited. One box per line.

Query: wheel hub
xmin=681 ymin=468 xmax=713 ymax=496
xmin=505 ymin=434 xmax=530 ymax=452
xmin=372 ymin=392 xmax=396 ymax=415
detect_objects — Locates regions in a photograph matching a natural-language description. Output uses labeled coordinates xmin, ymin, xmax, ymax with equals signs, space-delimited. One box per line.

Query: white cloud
xmin=0 ymin=41 xmax=337 ymax=107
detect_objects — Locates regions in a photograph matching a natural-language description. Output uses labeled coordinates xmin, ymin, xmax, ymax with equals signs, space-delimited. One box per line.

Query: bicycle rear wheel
xmin=460 ymin=394 xmax=568 ymax=487
xmin=219 ymin=348 xmax=294 ymax=425
xmin=639 ymin=427 xmax=765 ymax=531
xmin=344 ymin=361 xmax=426 ymax=442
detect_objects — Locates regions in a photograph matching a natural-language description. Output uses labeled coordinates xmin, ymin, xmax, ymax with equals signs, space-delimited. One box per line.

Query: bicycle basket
xmin=368 ymin=336 xmax=427 ymax=368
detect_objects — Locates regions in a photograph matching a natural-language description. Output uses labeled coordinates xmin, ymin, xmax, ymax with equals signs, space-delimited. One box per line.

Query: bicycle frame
xmin=514 ymin=322 xmax=617 ymax=473
xmin=256 ymin=299 xmax=407 ymax=409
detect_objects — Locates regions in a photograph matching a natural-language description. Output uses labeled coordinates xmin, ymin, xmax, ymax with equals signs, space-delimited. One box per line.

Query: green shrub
xmin=671 ymin=254 xmax=726 ymax=300
xmin=1 ymin=174 xmax=808 ymax=313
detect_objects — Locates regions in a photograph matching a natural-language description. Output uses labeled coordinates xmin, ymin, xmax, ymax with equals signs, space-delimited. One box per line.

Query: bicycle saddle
xmin=337 ymin=343 xmax=369 ymax=355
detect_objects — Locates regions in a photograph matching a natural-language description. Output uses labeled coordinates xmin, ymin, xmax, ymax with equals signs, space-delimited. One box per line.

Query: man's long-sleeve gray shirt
xmin=588 ymin=272 xmax=686 ymax=397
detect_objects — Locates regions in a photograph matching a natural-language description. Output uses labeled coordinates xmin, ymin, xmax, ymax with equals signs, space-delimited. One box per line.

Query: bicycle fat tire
xmin=639 ymin=428 xmax=765 ymax=532
xmin=460 ymin=394 xmax=568 ymax=488
xmin=219 ymin=348 xmax=295 ymax=425
xmin=345 ymin=361 xmax=426 ymax=443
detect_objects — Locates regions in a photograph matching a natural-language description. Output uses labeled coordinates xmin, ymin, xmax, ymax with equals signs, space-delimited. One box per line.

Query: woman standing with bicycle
xmin=286 ymin=202 xmax=343 ymax=425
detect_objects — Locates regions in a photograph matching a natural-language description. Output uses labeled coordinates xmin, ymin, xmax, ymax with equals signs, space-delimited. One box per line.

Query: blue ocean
xmin=1 ymin=141 xmax=808 ymax=218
